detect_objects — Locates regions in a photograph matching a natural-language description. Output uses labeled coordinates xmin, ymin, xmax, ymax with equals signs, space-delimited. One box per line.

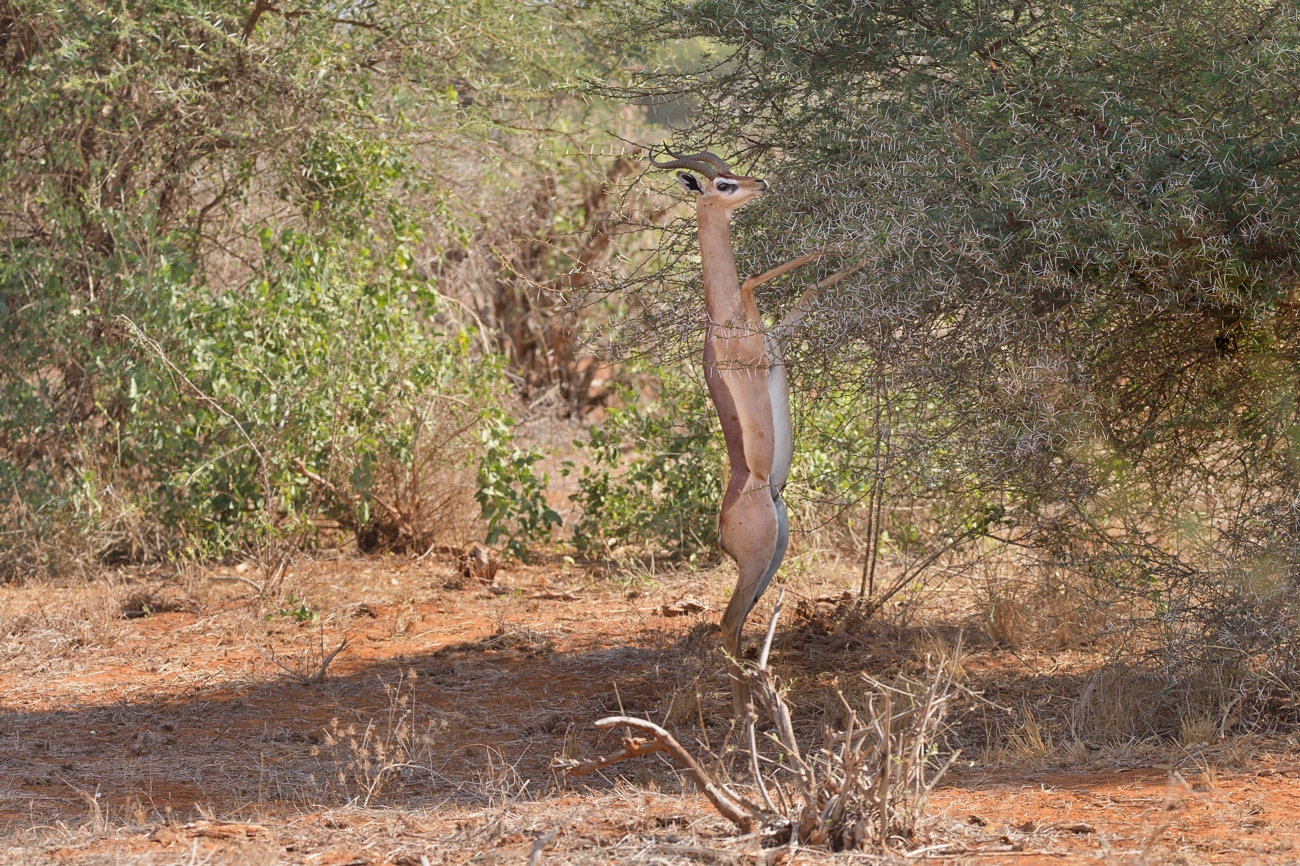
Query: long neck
xmin=697 ymin=203 xmax=747 ymax=325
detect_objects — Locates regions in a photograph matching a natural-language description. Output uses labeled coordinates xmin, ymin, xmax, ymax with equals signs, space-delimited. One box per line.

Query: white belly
xmin=764 ymin=332 xmax=794 ymax=493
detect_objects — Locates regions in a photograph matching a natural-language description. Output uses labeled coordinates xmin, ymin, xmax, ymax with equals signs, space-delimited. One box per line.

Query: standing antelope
xmin=650 ymin=148 xmax=851 ymax=718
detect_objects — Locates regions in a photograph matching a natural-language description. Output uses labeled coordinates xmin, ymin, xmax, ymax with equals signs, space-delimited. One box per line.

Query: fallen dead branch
xmin=559 ymin=716 xmax=760 ymax=832
xmin=265 ymin=622 xmax=350 ymax=684
xmin=531 ymin=585 xmax=581 ymax=601
xmin=557 ymin=589 xmax=961 ymax=853
xmin=209 ymin=573 xmax=269 ymax=595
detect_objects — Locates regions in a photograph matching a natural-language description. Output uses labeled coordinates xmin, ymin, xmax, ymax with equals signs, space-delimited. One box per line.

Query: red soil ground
xmin=2 ymin=555 xmax=1298 ymax=864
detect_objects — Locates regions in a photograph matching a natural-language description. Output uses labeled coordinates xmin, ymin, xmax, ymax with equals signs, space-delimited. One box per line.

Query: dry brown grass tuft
xmin=0 ymin=582 xmax=123 ymax=656
xmin=1180 ymin=714 xmax=1219 ymax=747
xmin=1071 ymin=655 xmax=1259 ymax=747
xmin=1002 ymin=704 xmax=1054 ymax=760
xmin=1071 ymin=663 xmax=1162 ymax=743
xmin=310 ymin=671 xmax=443 ymax=805
xmin=986 ymin=596 xmax=1031 ymax=649
xmin=979 ymin=574 xmax=1110 ymax=653
xmin=909 ymin=627 xmax=966 ymax=680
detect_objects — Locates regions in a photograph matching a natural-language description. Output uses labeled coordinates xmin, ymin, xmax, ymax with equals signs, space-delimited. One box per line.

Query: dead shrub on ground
xmin=118 ymin=584 xmax=192 ymax=619
xmin=560 ymin=593 xmax=961 ymax=854
xmin=264 ymin=627 xmax=350 ymax=685
xmin=293 ymin=396 xmax=485 ymax=556
xmin=789 ymin=592 xmax=888 ymax=655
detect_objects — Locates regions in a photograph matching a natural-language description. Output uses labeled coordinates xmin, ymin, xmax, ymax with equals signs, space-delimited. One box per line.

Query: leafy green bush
xmin=132 ymin=228 xmax=506 ymax=554
xmin=568 ymin=370 xmax=724 ymax=560
xmin=3 ymin=216 xmax=558 ymax=569
xmin=475 ymin=409 xmax=562 ymax=560
xmin=0 ymin=0 xmax=607 ymax=575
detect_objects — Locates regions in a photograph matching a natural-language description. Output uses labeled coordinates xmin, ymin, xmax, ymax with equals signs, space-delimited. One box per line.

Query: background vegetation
xmin=0 ymin=0 xmax=613 ymax=573
xmin=3 ymin=0 xmax=1300 ymax=739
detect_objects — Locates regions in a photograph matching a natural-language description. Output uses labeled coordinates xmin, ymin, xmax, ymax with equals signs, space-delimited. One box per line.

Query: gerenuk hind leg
xmin=718 ymin=483 xmax=782 ymax=720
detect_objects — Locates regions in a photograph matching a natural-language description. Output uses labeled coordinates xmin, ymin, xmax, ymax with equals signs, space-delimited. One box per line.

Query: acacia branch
xmin=561 ymin=716 xmax=760 ymax=832
xmin=242 ymin=0 xmax=274 ymax=42
xmin=866 ymin=525 xmax=981 ymax=614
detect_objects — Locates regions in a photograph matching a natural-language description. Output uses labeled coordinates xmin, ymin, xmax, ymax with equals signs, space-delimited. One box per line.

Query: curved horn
xmin=666 ymin=146 xmax=731 ymax=175
xmin=648 ymin=145 xmax=720 ymax=179
xmin=690 ymin=151 xmax=732 ymax=174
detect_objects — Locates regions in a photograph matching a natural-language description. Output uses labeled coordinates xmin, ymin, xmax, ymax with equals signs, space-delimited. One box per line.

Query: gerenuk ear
xmin=678 ymin=172 xmax=704 ymax=195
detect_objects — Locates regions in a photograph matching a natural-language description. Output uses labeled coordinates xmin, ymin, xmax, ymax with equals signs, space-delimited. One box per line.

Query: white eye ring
xmin=716 ymin=181 xmax=738 ymax=193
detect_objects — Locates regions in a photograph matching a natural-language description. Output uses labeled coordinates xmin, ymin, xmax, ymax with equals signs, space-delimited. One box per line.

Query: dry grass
xmin=2 ymin=556 xmax=1299 ymax=864
xmin=1181 ymin=714 xmax=1220 ymax=747
xmin=1070 ymin=657 xmax=1259 ymax=748
xmin=978 ymin=569 xmax=1113 ymax=653
xmin=986 ymin=596 xmax=1031 ymax=649
xmin=1003 ymin=704 xmax=1054 ymax=760
xmin=1071 ymin=666 xmax=1147 ymax=743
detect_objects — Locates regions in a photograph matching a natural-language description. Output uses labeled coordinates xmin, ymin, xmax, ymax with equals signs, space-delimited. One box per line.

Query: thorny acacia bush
xmin=597 ymin=0 xmax=1300 ymax=731
xmin=0 ymin=0 xmax=610 ymax=575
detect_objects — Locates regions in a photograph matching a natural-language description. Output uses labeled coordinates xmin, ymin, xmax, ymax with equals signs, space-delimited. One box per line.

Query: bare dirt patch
xmin=2 ymin=556 xmax=1299 ymax=864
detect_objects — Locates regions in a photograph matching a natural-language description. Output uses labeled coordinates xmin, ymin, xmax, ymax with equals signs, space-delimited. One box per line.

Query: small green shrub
xmin=273 ymin=593 xmax=319 ymax=626
xmin=475 ymin=409 xmax=562 ymax=560
xmin=568 ymin=371 xmax=724 ymax=559
xmin=121 ymin=227 xmax=502 ymax=558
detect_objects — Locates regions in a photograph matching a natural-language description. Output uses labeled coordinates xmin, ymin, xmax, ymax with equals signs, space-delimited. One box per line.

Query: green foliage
xmin=0 ymin=0 xmax=610 ymax=574
xmin=568 ymin=371 xmax=724 ymax=559
xmin=474 ymin=410 xmax=562 ymax=560
xmin=273 ymin=592 xmax=320 ymax=626
xmin=117 ymin=227 xmax=499 ymax=557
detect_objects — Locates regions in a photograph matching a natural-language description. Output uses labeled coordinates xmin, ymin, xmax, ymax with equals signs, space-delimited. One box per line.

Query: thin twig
xmin=860 ymin=406 xmax=887 ymax=599
xmin=292 ymin=456 xmax=416 ymax=540
xmin=561 ymin=716 xmax=759 ymax=832
xmin=867 ymin=526 xmax=979 ymax=613
xmin=291 ymin=457 xmax=356 ymax=510
xmin=209 ymin=575 xmax=266 ymax=595
xmin=265 ymin=632 xmax=350 ymax=684
xmin=747 ymin=712 xmax=777 ymax=814
xmin=527 ymin=828 xmax=558 ymax=866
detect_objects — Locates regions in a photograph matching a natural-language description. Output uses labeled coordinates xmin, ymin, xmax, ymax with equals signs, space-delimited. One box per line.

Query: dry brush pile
xmin=560 ymin=594 xmax=962 ymax=856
